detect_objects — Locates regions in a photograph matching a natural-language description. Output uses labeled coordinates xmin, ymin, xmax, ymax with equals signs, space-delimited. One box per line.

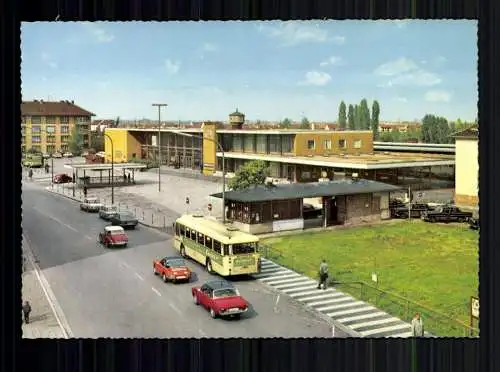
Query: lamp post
xmin=175 ymin=132 xmax=226 ymax=224
xmin=103 ymin=133 xmax=115 ymax=205
xmin=152 ymin=103 xmax=168 ymax=192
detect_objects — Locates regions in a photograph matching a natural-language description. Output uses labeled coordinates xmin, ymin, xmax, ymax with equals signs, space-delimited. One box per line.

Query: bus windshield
xmin=231 ymin=243 xmax=256 ymax=255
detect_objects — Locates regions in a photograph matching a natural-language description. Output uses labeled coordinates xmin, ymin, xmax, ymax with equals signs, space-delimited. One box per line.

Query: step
xmin=308 ymin=296 xmax=354 ymax=307
xmin=359 ymin=323 xmax=410 ymax=337
xmin=337 ymin=311 xmax=389 ymax=323
xmin=326 ymin=305 xmax=378 ymax=318
xmin=281 ymin=284 xmax=319 ymax=294
xmin=273 ymin=279 xmax=316 ymax=289
xmin=350 ymin=317 xmax=403 ymax=330
xmin=259 ymin=273 xmax=301 ymax=282
xmin=316 ymin=301 xmax=366 ymax=313
xmin=253 ymin=269 xmax=291 ymax=278
xmin=298 ymin=291 xmax=344 ymax=302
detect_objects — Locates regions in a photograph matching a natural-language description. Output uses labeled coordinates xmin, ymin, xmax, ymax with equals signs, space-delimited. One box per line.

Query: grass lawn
xmin=261 ymin=220 xmax=479 ymax=337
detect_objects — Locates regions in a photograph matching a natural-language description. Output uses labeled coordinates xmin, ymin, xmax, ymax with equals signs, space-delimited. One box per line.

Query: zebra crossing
xmin=254 ymin=258 xmax=414 ymax=338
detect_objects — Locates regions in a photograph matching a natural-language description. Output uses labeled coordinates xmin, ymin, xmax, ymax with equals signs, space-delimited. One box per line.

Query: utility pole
xmin=152 ymin=103 xmax=168 ymax=192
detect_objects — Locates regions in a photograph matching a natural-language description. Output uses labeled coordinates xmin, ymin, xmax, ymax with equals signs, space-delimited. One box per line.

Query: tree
xmin=347 ymin=104 xmax=355 ymax=130
xmin=68 ymin=125 xmax=84 ymax=155
xmin=300 ymin=116 xmax=310 ymax=129
xmin=338 ymin=101 xmax=347 ymax=129
xmin=359 ymin=99 xmax=371 ymax=130
xmin=228 ymin=160 xmax=270 ymax=191
xmin=280 ymin=118 xmax=292 ymax=129
xmin=421 ymin=114 xmax=450 ymax=143
xmin=371 ymin=100 xmax=380 ymax=139
xmin=91 ymin=132 xmax=105 ymax=152
xmin=354 ymin=104 xmax=362 ymax=129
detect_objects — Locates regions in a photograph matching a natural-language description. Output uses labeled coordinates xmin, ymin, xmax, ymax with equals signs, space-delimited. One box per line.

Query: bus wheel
xmin=206 ymin=259 xmax=214 ymax=274
xmin=180 ymin=246 xmax=186 ymax=258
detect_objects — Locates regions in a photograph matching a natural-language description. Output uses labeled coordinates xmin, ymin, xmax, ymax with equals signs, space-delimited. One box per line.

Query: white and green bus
xmin=173 ymin=214 xmax=261 ymax=276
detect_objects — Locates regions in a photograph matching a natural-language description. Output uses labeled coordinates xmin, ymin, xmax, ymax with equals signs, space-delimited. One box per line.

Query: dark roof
xmin=205 ymin=280 xmax=234 ymax=290
xmin=210 ymin=179 xmax=402 ymax=202
xmin=21 ymin=100 xmax=95 ymax=116
xmin=229 ymin=109 xmax=244 ymax=117
xmin=451 ymin=125 xmax=478 ymax=139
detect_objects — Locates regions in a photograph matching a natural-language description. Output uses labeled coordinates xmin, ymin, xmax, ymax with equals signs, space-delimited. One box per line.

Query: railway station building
xmin=103 ymin=109 xmax=455 ymax=191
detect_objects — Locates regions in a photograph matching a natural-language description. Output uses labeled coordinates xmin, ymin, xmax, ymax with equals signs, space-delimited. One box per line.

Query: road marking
xmin=259 ymin=273 xmax=301 ymax=282
xmin=169 ymin=303 xmax=182 ymax=315
xmin=308 ymin=297 xmax=354 ymax=307
xmin=337 ymin=311 xmax=388 ymax=323
xmin=22 ymin=235 xmax=73 ymax=338
xmin=316 ymin=301 xmax=366 ymax=312
xmin=33 ymin=207 xmax=78 ymax=232
xmin=359 ymin=323 xmax=410 ymax=337
xmin=272 ymin=279 xmax=316 ymax=289
xmin=152 ymin=287 xmax=162 ymax=296
xmin=298 ymin=291 xmax=342 ymax=302
xmin=326 ymin=305 xmax=377 ymax=318
xmin=350 ymin=317 xmax=403 ymax=330
xmin=119 ymin=261 xmax=131 ymax=269
xmin=134 ymin=272 xmax=144 ymax=281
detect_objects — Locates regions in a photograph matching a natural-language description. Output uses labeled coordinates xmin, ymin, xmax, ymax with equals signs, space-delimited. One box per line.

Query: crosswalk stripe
xmin=387 ymin=331 xmax=413 ymax=338
xmin=326 ymin=305 xmax=377 ymax=318
xmin=308 ymin=296 xmax=354 ymax=307
xmin=337 ymin=311 xmax=388 ymax=323
xmin=298 ymin=291 xmax=344 ymax=302
xmin=316 ymin=301 xmax=366 ymax=313
xmin=259 ymin=266 xmax=287 ymax=273
xmin=266 ymin=276 xmax=311 ymax=286
xmin=260 ymin=262 xmax=280 ymax=269
xmin=288 ymin=288 xmax=334 ymax=297
xmin=253 ymin=269 xmax=290 ymax=278
xmin=350 ymin=317 xmax=403 ymax=330
xmin=273 ymin=279 xmax=316 ymax=289
xmin=259 ymin=273 xmax=300 ymax=282
xmin=281 ymin=284 xmax=319 ymax=293
xmin=359 ymin=323 xmax=410 ymax=337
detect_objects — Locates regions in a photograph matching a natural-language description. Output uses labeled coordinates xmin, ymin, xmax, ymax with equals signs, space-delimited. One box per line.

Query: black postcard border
xmin=1 ymin=0 xmax=495 ymax=371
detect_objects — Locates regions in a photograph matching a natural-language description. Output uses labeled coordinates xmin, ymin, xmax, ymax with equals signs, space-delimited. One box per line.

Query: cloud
xmin=299 ymin=71 xmax=332 ymax=86
xmin=319 ymin=56 xmax=342 ymax=67
xmin=425 ymin=90 xmax=451 ymax=102
xmin=82 ymin=23 xmax=115 ymax=43
xmin=394 ymin=96 xmax=408 ymax=103
xmin=375 ymin=57 xmax=441 ymax=87
xmin=165 ymin=59 xmax=180 ymax=74
xmin=202 ymin=43 xmax=217 ymax=52
xmin=41 ymin=52 xmax=58 ymax=69
xmin=257 ymin=22 xmax=344 ymax=47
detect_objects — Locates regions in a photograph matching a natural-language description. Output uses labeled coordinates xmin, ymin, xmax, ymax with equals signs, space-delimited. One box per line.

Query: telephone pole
xmin=152 ymin=103 xmax=168 ymax=192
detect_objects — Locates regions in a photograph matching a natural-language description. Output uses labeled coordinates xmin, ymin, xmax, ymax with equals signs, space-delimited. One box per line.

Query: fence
xmin=259 ymin=243 xmax=479 ymax=338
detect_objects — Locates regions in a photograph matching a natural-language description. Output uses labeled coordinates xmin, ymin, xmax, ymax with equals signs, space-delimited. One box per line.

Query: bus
xmin=22 ymin=153 xmax=43 ymax=168
xmin=173 ymin=214 xmax=261 ymax=276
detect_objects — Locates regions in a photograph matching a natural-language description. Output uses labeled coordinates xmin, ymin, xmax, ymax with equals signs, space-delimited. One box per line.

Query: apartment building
xmin=21 ymin=100 xmax=95 ymax=154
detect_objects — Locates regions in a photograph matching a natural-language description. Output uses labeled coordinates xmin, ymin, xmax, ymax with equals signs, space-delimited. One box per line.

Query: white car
xmin=63 ymin=152 xmax=73 ymax=158
xmin=99 ymin=205 xmax=118 ymax=220
xmin=80 ymin=197 xmax=104 ymax=212
xmin=53 ymin=152 xmax=63 ymax=158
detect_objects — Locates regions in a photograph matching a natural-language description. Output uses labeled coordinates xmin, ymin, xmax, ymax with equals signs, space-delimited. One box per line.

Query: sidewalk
xmin=22 ymin=240 xmax=66 ymax=338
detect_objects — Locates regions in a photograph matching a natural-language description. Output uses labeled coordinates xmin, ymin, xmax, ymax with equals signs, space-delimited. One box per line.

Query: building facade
xmin=453 ymin=126 xmax=479 ymax=208
xmin=21 ymin=100 xmax=94 ymax=154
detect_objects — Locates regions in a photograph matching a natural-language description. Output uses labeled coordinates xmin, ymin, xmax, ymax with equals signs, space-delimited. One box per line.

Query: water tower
xmin=229 ymin=108 xmax=245 ymax=129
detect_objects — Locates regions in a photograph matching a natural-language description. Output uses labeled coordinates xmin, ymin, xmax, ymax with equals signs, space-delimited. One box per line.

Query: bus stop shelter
xmin=63 ymin=162 xmax=147 ymax=188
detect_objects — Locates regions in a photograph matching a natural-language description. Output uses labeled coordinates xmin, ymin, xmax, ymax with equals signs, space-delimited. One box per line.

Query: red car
xmin=53 ymin=173 xmax=73 ymax=184
xmin=98 ymin=226 xmax=128 ymax=248
xmin=153 ymin=256 xmax=192 ymax=283
xmin=192 ymin=280 xmax=249 ymax=319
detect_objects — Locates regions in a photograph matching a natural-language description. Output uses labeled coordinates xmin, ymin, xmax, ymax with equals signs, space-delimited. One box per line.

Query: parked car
xmin=109 ymin=211 xmax=139 ymax=229
xmin=63 ymin=152 xmax=73 ymax=158
xmin=389 ymin=198 xmax=406 ymax=209
xmin=302 ymin=203 xmax=322 ymax=219
xmin=391 ymin=203 xmax=434 ymax=219
xmin=468 ymin=217 xmax=479 ymax=230
xmin=98 ymin=205 xmax=118 ymax=220
xmin=52 ymin=173 xmax=73 ymax=184
xmin=98 ymin=226 xmax=128 ymax=248
xmin=153 ymin=256 xmax=192 ymax=283
xmin=80 ymin=197 xmax=104 ymax=212
xmin=421 ymin=206 xmax=473 ymax=223
xmin=53 ymin=152 xmax=63 ymax=158
xmin=192 ymin=280 xmax=249 ymax=319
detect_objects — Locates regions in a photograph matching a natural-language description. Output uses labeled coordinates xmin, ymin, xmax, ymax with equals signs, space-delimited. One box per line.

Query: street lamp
xmin=152 ymin=103 xmax=168 ymax=192
xmin=175 ymin=132 xmax=226 ymax=224
xmin=103 ymin=133 xmax=115 ymax=205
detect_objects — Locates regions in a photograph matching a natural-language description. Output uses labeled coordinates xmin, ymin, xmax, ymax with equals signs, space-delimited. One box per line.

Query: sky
xmin=21 ymin=21 xmax=478 ymax=122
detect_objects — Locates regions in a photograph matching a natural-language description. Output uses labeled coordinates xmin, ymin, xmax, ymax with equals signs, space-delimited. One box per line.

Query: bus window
xmin=205 ymin=236 xmax=213 ymax=250
xmin=175 ymin=223 xmax=180 ymax=236
xmin=197 ymin=232 xmax=205 ymax=245
xmin=231 ymin=243 xmax=256 ymax=255
xmin=223 ymin=245 xmax=230 ymax=255
xmin=213 ymin=240 xmax=222 ymax=254
xmin=179 ymin=224 xmax=185 ymax=236
xmin=190 ymin=229 xmax=196 ymax=241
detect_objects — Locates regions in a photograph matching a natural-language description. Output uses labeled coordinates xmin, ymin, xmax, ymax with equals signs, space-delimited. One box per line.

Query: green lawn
xmin=261 ymin=220 xmax=479 ymax=337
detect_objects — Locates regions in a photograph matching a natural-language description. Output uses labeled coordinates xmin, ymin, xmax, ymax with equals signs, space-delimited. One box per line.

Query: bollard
xmin=273 ymin=294 xmax=280 ymax=313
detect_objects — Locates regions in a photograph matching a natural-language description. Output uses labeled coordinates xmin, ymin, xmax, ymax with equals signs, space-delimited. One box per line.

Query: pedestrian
xmin=127 ymin=173 xmax=131 ymax=183
xmin=22 ymin=301 xmax=32 ymax=324
xmin=83 ymin=185 xmax=88 ymax=197
xmin=28 ymin=168 xmax=33 ymax=180
xmin=45 ymin=163 xmax=49 ymax=174
xmin=411 ymin=312 xmax=424 ymax=337
xmin=317 ymin=259 xmax=329 ymax=290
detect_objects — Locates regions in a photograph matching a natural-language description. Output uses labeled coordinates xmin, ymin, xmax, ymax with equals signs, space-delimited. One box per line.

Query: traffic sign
xmin=185 ymin=197 xmax=190 ymax=205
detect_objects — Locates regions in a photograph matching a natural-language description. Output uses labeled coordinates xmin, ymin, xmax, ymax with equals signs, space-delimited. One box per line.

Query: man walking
xmin=411 ymin=312 xmax=424 ymax=337
xmin=22 ymin=301 xmax=32 ymax=324
xmin=317 ymin=259 xmax=329 ymax=290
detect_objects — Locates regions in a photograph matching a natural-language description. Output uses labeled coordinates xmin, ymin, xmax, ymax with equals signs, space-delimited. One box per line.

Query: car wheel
xmin=180 ymin=246 xmax=186 ymax=258
xmin=210 ymin=308 xmax=217 ymax=318
xmin=193 ymin=293 xmax=199 ymax=305
xmin=162 ymin=273 xmax=168 ymax=283
xmin=206 ymin=259 xmax=214 ymax=274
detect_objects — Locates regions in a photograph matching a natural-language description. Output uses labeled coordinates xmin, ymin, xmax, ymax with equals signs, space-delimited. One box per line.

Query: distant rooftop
xmin=21 ymin=100 xmax=95 ymax=117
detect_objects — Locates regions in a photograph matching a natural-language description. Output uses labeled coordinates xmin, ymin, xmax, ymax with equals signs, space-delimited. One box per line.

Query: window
xmin=46 ymin=136 xmax=56 ymax=143
xmin=233 ymin=134 xmax=243 ymax=152
xmin=281 ymin=134 xmax=293 ymax=153
xmin=46 ymin=125 xmax=55 ymax=133
xmin=231 ymin=243 xmax=256 ymax=255
xmin=243 ymin=134 xmax=254 ymax=153
xmin=60 ymin=125 xmax=70 ymax=134
xmin=213 ymin=240 xmax=222 ymax=254
xmin=32 ymin=145 xmax=41 ymax=152
xmin=324 ymin=139 xmax=332 ymax=150
xmin=22 ymin=116 xmax=27 ymax=123
xmin=307 ymin=140 xmax=315 ymax=150
xmin=204 ymin=236 xmax=213 ymax=250
xmin=60 ymin=116 xmax=69 ymax=124
xmin=61 ymin=135 xmax=70 ymax=143
xmin=76 ymin=116 xmax=89 ymax=123
xmin=256 ymin=134 xmax=267 ymax=153
xmin=31 ymin=116 xmax=41 ymax=124
xmin=353 ymin=140 xmax=362 ymax=149
xmin=45 ymin=116 xmax=56 ymax=124
xmin=269 ymin=135 xmax=280 ymax=152
xmin=31 ymin=126 xmax=41 ymax=134
xmin=61 ymin=145 xmax=69 ymax=152
xmin=31 ymin=136 xmax=41 ymax=143
xmin=338 ymin=139 xmax=347 ymax=148
xmin=46 ymin=145 xmax=55 ymax=154
xmin=197 ymin=232 xmax=205 ymax=245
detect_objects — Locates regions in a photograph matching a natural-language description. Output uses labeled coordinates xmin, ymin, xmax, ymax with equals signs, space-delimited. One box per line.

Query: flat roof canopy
xmin=63 ymin=162 xmax=147 ymax=171
xmin=211 ymin=179 xmax=402 ymax=203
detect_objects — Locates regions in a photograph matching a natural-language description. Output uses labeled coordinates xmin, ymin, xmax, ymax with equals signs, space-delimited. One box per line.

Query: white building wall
xmin=455 ymin=139 xmax=478 ymax=197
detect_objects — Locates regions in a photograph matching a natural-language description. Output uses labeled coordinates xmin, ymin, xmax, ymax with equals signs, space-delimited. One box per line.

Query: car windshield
xmin=119 ymin=213 xmax=134 ymax=219
xmin=213 ymin=288 xmax=239 ymax=298
xmin=231 ymin=243 xmax=256 ymax=255
xmin=88 ymin=199 xmax=99 ymax=204
xmin=167 ymin=259 xmax=186 ymax=267
xmin=109 ymin=230 xmax=124 ymax=235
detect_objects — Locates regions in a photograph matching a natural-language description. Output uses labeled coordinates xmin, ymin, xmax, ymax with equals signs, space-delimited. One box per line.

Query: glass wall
xmin=269 ymin=135 xmax=280 ymax=153
xmin=233 ymin=134 xmax=243 ymax=152
xmin=243 ymin=134 xmax=254 ymax=153
xmin=256 ymin=134 xmax=267 ymax=153
xmin=281 ymin=134 xmax=294 ymax=153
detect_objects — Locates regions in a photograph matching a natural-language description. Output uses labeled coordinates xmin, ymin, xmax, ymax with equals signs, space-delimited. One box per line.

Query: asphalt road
xmin=22 ymin=182 xmax=347 ymax=338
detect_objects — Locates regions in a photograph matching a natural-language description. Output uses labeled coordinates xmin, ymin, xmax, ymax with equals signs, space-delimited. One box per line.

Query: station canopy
xmin=63 ymin=162 xmax=147 ymax=171
xmin=210 ymin=179 xmax=402 ymax=203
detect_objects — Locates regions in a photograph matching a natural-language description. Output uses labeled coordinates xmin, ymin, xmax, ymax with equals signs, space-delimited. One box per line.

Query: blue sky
xmin=21 ymin=21 xmax=477 ymax=122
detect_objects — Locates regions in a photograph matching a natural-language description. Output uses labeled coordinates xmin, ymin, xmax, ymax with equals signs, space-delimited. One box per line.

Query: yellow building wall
xmin=104 ymin=129 xmax=129 ymax=163
xmin=127 ymin=133 xmax=142 ymax=160
xmin=202 ymin=122 xmax=217 ymax=175
xmin=455 ymin=138 xmax=479 ymax=207
xmin=294 ymin=131 xmax=373 ymax=156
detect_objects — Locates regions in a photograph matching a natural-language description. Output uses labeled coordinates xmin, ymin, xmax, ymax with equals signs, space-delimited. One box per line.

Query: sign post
xmin=208 ymin=203 xmax=212 ymax=217
xmin=470 ymin=296 xmax=479 ymax=336
xmin=185 ymin=197 xmax=190 ymax=214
